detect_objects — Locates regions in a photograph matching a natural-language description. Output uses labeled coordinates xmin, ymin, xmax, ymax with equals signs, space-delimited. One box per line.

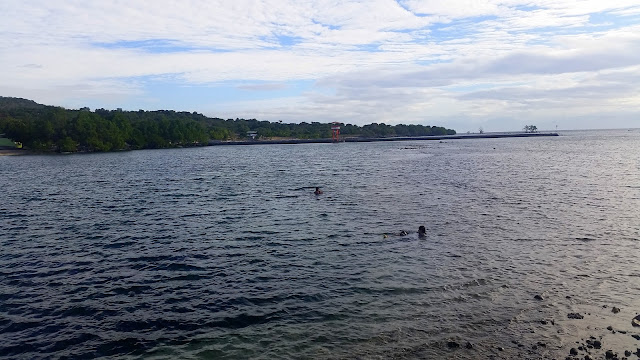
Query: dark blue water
xmin=1 ymin=130 xmax=639 ymax=359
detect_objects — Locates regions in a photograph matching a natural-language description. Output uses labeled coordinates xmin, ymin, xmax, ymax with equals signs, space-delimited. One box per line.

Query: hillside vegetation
xmin=0 ymin=97 xmax=456 ymax=152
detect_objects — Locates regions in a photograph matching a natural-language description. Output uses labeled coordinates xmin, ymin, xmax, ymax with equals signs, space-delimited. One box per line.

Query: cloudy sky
xmin=1 ymin=1 xmax=639 ymax=132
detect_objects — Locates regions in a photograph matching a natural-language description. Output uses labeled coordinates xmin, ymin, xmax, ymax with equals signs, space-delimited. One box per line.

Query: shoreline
xmin=0 ymin=149 xmax=32 ymax=156
xmin=209 ymin=132 xmax=559 ymax=146
xmin=0 ymin=132 xmax=559 ymax=155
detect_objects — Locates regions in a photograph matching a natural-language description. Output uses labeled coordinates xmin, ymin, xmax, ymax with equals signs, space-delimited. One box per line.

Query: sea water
xmin=1 ymin=129 xmax=639 ymax=359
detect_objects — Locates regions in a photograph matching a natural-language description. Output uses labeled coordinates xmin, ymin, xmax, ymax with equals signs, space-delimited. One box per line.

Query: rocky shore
xmin=436 ymin=296 xmax=640 ymax=360
xmin=559 ymin=305 xmax=640 ymax=360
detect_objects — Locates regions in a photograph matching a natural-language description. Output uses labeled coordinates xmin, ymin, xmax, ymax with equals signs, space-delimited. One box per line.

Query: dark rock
xmin=497 ymin=347 xmax=504 ymax=351
xmin=568 ymin=313 xmax=584 ymax=319
xmin=447 ymin=341 xmax=460 ymax=349
xmin=570 ymin=348 xmax=579 ymax=355
xmin=465 ymin=342 xmax=474 ymax=349
xmin=593 ymin=340 xmax=602 ymax=349
xmin=584 ymin=355 xmax=593 ymax=360
xmin=607 ymin=326 xmax=614 ymax=331
xmin=633 ymin=314 xmax=640 ymax=327
xmin=624 ymin=350 xmax=632 ymax=357
xmin=537 ymin=342 xmax=546 ymax=348
xmin=535 ymin=294 xmax=544 ymax=300
xmin=612 ymin=307 xmax=621 ymax=313
xmin=605 ymin=350 xmax=614 ymax=359
xmin=541 ymin=320 xmax=548 ymax=325
xmin=631 ymin=334 xmax=640 ymax=340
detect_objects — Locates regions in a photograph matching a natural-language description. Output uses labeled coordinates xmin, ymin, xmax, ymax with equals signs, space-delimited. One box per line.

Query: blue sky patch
xmin=130 ymin=78 xmax=314 ymax=112
xmin=276 ymin=35 xmax=303 ymax=47
xmin=92 ymin=39 xmax=231 ymax=53
xmin=589 ymin=10 xmax=640 ymax=29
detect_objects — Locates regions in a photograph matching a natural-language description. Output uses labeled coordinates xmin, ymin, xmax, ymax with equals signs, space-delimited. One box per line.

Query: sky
xmin=1 ymin=1 xmax=640 ymax=132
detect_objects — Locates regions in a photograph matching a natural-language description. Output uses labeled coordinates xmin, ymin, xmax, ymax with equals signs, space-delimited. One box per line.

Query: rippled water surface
xmin=1 ymin=130 xmax=639 ymax=359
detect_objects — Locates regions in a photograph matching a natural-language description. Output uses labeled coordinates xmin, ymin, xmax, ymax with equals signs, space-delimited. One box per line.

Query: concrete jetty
xmin=208 ymin=132 xmax=559 ymax=146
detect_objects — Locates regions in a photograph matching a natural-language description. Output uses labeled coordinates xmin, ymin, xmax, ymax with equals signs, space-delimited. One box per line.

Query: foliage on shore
xmin=0 ymin=97 xmax=456 ymax=152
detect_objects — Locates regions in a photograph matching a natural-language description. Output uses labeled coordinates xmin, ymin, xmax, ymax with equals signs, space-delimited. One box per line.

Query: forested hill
xmin=0 ymin=97 xmax=45 ymax=110
xmin=0 ymin=96 xmax=456 ymax=152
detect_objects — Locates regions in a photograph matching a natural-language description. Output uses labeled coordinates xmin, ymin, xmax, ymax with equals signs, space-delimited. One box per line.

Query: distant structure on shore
xmin=331 ymin=122 xmax=341 ymax=142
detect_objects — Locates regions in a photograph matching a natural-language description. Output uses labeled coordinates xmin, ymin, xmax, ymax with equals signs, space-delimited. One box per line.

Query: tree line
xmin=0 ymin=97 xmax=456 ymax=152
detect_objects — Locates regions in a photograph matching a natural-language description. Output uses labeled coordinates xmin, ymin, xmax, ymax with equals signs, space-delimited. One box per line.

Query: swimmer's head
xmin=418 ymin=226 xmax=426 ymax=234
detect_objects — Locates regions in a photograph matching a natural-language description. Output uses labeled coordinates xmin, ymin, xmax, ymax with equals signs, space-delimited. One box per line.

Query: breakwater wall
xmin=208 ymin=132 xmax=559 ymax=146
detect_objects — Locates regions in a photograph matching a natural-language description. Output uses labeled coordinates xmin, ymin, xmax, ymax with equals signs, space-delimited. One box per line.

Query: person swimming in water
xmin=384 ymin=230 xmax=407 ymax=238
xmin=418 ymin=225 xmax=426 ymax=238
xmin=314 ymin=187 xmax=323 ymax=195
xmin=383 ymin=227 xmax=426 ymax=238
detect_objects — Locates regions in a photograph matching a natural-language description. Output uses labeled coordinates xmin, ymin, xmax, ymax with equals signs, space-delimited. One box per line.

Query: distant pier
xmin=208 ymin=132 xmax=559 ymax=146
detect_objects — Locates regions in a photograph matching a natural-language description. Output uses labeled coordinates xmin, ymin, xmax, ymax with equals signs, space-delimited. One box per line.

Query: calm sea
xmin=1 ymin=129 xmax=639 ymax=359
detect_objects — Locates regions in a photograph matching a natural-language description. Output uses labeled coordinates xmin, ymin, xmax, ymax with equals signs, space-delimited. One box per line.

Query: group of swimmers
xmin=313 ymin=187 xmax=427 ymax=238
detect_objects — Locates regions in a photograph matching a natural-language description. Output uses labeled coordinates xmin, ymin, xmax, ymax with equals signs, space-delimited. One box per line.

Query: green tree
xmin=58 ymin=136 xmax=78 ymax=152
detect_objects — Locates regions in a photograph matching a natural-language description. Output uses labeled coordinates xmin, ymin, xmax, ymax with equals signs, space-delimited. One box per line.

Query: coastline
xmin=209 ymin=132 xmax=559 ymax=146
xmin=0 ymin=149 xmax=32 ymax=156
xmin=0 ymin=132 xmax=559 ymax=155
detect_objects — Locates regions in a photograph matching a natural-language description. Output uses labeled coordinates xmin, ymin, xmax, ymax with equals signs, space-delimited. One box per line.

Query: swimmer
xmin=418 ymin=225 xmax=426 ymax=238
xmin=314 ymin=187 xmax=323 ymax=195
xmin=383 ymin=231 xmax=407 ymax=238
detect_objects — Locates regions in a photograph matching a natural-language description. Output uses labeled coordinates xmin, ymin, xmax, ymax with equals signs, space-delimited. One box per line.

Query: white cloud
xmin=401 ymin=0 xmax=507 ymax=18
xmin=236 ymin=83 xmax=288 ymax=91
xmin=0 ymin=0 xmax=639 ymax=129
